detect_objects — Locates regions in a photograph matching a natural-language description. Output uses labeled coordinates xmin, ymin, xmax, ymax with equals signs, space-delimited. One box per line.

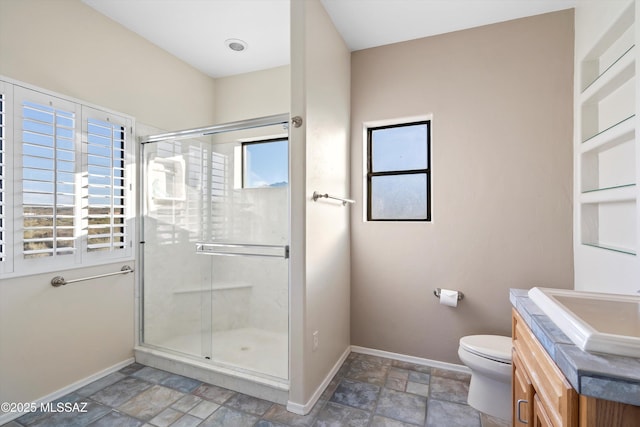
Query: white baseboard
xmin=286 ymin=345 xmax=351 ymax=415
xmin=0 ymin=358 xmax=134 ymax=425
xmin=350 ymin=345 xmax=471 ymax=374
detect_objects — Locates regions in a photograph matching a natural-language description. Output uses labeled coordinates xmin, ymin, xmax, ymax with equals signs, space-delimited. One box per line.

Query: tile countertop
xmin=510 ymin=289 xmax=640 ymax=407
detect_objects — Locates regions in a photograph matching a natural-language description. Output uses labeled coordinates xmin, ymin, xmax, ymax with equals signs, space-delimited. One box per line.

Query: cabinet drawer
xmin=512 ymin=309 xmax=578 ymax=427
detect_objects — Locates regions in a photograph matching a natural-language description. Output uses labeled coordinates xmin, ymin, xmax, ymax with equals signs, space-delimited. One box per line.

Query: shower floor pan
xmin=155 ymin=327 xmax=287 ymax=380
xmin=135 ymin=327 xmax=289 ymax=405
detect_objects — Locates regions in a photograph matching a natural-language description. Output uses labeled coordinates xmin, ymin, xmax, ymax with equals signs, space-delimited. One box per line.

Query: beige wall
xmin=0 ymin=0 xmax=216 ymax=408
xmin=214 ymin=66 xmax=290 ymax=123
xmin=289 ymin=0 xmax=351 ymax=412
xmin=350 ymin=10 xmax=575 ymax=364
xmin=0 ymin=0 xmax=216 ymax=131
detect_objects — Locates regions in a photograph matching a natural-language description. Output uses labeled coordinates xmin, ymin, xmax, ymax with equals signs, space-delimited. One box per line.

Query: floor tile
xmin=408 ymin=371 xmax=430 ymax=385
xmin=255 ymin=420 xmax=290 ymax=427
xmin=118 ymin=385 xmax=184 ymax=420
xmin=148 ymin=407 xmax=184 ymax=427
xmin=370 ymin=415 xmax=419 ymax=427
xmin=87 ymin=410 xmax=144 ymax=427
xmin=119 ymin=363 xmax=146 ymax=376
xmin=406 ymin=381 xmax=429 ymax=397
xmin=480 ymin=412 xmax=512 ymax=427
xmin=224 ymin=393 xmax=273 ymax=416
xmin=160 ymin=374 xmax=202 ymax=393
xmin=29 ymin=401 xmax=111 ymax=427
xmin=345 ymin=358 xmax=389 ymax=386
xmin=429 ymin=375 xmax=470 ymax=404
xmin=330 ymin=378 xmax=380 ymax=411
xmin=188 ymin=400 xmax=220 ymax=419
xmin=131 ymin=367 xmax=173 ymax=384
xmin=170 ymin=414 xmax=202 ymax=427
xmin=431 ymin=368 xmax=471 ymax=383
xmin=312 ymin=402 xmax=370 ymax=427
xmin=391 ymin=360 xmax=432 ymax=374
xmin=192 ymin=383 xmax=236 ymax=404
xmin=262 ymin=402 xmax=321 ymax=427
xmin=426 ymin=398 xmax=481 ymax=427
xmin=75 ymin=372 xmax=126 ymax=397
xmin=171 ymin=394 xmax=202 ymax=413
xmin=90 ymin=377 xmax=152 ymax=407
xmin=199 ymin=406 xmax=259 ymax=427
xmin=375 ymin=388 xmax=427 ymax=425
xmin=4 ymin=351 xmax=485 ymax=427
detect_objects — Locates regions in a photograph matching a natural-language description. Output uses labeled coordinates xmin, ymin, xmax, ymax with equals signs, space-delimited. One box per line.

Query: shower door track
xmin=140 ymin=113 xmax=290 ymax=143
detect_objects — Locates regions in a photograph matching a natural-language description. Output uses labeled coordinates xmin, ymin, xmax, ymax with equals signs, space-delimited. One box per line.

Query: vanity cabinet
xmin=512 ymin=309 xmax=640 ymax=427
xmin=512 ymin=309 xmax=578 ymax=427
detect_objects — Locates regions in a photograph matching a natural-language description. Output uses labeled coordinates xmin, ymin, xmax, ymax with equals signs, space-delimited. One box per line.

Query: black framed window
xmin=367 ymin=121 xmax=431 ymax=221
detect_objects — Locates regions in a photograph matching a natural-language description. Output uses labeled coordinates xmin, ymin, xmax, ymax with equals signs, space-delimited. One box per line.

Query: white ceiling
xmin=83 ymin=0 xmax=575 ymax=79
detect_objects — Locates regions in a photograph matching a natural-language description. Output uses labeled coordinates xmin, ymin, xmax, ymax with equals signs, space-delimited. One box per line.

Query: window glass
xmin=243 ymin=139 xmax=288 ymax=188
xmin=367 ymin=121 xmax=430 ymax=221
xmin=371 ymin=174 xmax=428 ymax=220
xmin=371 ymin=124 xmax=428 ymax=172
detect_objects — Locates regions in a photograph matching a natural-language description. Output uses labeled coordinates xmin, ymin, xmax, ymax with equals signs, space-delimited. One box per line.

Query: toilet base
xmin=467 ymin=371 xmax=511 ymax=420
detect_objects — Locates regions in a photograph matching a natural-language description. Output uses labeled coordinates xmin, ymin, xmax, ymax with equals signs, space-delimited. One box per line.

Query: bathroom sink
xmin=528 ymin=287 xmax=640 ymax=358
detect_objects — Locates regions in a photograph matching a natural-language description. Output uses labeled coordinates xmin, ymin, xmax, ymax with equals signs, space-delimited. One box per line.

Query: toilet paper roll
xmin=439 ymin=289 xmax=459 ymax=307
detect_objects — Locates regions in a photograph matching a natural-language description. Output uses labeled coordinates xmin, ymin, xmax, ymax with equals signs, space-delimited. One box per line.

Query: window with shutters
xmin=85 ymin=111 xmax=128 ymax=255
xmin=21 ymin=99 xmax=77 ymax=259
xmin=0 ymin=79 xmax=134 ymax=278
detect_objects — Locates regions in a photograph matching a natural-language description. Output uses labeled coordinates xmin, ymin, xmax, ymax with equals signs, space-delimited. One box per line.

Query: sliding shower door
xmin=141 ymin=122 xmax=289 ymax=381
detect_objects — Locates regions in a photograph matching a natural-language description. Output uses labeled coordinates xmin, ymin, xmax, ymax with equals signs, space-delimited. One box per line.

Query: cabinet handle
xmin=517 ymin=399 xmax=528 ymax=424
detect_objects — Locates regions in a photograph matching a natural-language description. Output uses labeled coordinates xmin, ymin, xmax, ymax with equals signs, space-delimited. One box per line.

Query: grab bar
xmin=312 ymin=191 xmax=355 ymax=206
xmin=196 ymin=243 xmax=289 ymax=259
xmin=51 ymin=265 xmax=134 ymax=287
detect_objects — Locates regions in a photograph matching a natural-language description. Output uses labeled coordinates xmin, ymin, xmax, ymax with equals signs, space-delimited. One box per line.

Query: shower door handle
xmin=196 ymin=243 xmax=289 ymax=259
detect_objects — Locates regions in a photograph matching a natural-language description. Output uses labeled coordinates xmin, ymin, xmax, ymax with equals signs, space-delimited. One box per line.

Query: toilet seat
xmin=459 ymin=335 xmax=512 ymax=364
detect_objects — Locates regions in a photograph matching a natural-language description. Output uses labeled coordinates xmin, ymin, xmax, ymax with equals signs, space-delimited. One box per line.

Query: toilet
xmin=458 ymin=335 xmax=512 ymax=420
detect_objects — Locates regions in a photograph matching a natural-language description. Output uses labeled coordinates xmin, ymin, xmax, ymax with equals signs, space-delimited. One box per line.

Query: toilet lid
xmin=460 ymin=335 xmax=512 ymax=363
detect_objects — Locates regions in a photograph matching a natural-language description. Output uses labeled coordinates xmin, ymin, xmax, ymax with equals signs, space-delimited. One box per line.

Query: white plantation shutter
xmin=0 ymin=82 xmax=13 ymax=274
xmin=83 ymin=107 xmax=132 ymax=259
xmin=2 ymin=81 xmax=134 ymax=278
xmin=14 ymin=87 xmax=81 ymax=272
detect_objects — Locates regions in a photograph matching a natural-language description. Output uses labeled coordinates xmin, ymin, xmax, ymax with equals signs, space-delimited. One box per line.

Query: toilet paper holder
xmin=433 ymin=288 xmax=464 ymax=301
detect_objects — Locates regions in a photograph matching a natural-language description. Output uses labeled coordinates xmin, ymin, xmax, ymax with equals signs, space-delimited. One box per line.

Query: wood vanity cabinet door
xmin=534 ymin=394 xmax=555 ymax=427
xmin=513 ymin=351 xmax=534 ymax=427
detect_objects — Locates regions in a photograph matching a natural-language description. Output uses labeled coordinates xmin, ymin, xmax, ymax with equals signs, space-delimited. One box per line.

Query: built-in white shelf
xmin=580 ymin=114 xmax=635 ymax=149
xmin=577 ymin=2 xmax=637 ymax=261
xmin=582 ymin=242 xmax=636 ymax=256
xmin=580 ymin=183 xmax=636 ymax=203
xmin=580 ymin=44 xmax=635 ymax=105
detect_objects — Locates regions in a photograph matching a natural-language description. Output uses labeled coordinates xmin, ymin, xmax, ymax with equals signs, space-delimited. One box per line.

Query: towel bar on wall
xmin=312 ymin=191 xmax=355 ymax=206
xmin=51 ymin=265 xmax=134 ymax=287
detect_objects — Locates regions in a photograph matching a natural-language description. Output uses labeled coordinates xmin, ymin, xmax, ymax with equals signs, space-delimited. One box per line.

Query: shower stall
xmin=136 ymin=114 xmax=290 ymax=400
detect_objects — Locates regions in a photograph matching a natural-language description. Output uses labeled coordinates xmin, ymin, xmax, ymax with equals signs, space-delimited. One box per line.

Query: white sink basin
xmin=528 ymin=287 xmax=640 ymax=358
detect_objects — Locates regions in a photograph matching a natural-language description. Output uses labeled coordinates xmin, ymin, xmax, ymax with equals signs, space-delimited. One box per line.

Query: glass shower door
xmin=142 ymin=122 xmax=289 ymax=381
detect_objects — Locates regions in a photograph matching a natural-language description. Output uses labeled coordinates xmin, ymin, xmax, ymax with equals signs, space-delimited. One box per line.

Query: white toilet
xmin=458 ymin=335 xmax=512 ymax=420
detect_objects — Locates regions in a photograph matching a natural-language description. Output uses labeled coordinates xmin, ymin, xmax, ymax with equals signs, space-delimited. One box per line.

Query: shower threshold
xmin=134 ymin=328 xmax=289 ymax=405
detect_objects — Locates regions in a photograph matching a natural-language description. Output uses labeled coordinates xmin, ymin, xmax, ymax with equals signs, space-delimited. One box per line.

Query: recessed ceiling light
xmin=225 ymin=38 xmax=248 ymax=52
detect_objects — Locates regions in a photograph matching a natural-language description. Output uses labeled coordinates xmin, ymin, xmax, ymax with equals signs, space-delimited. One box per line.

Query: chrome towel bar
xmin=312 ymin=191 xmax=355 ymax=206
xmin=51 ymin=265 xmax=134 ymax=287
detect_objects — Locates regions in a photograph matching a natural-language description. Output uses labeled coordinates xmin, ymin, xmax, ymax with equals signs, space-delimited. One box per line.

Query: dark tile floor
xmin=3 ymin=352 xmax=511 ymax=427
